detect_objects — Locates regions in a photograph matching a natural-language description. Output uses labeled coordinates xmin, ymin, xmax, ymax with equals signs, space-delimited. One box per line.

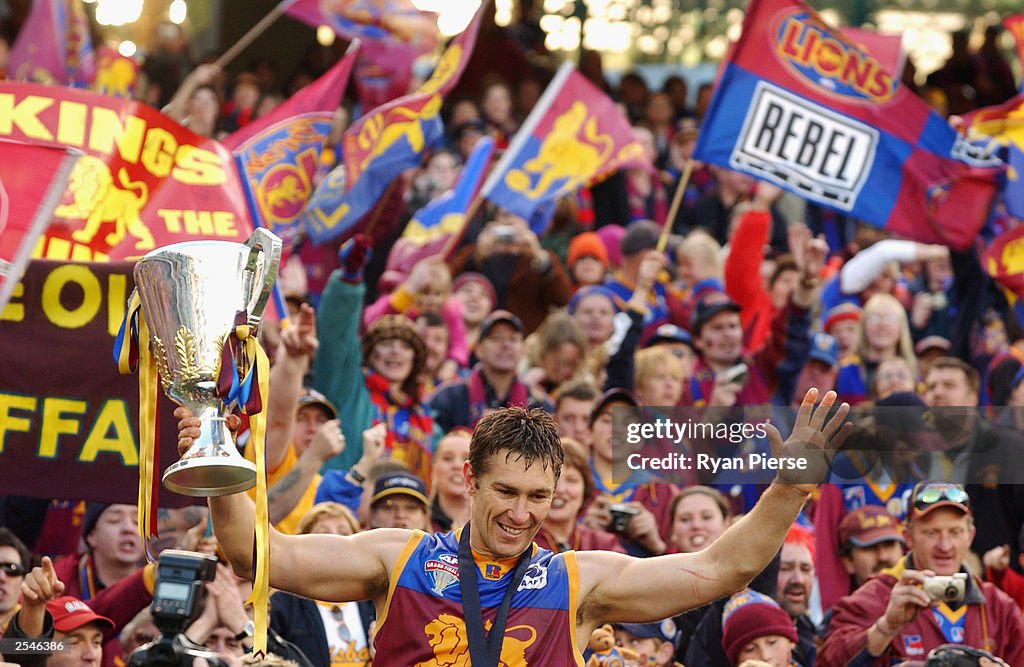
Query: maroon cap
xmin=838 ymin=506 xmax=905 ymax=548
xmin=46 ymin=596 xmax=115 ymax=633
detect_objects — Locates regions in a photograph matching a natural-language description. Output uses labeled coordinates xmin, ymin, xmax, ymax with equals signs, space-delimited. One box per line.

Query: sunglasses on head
xmin=0 ymin=562 xmax=26 ymax=577
xmin=912 ymin=483 xmax=970 ymax=513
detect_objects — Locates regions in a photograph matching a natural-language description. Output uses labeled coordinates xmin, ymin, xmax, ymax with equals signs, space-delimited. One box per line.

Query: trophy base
xmin=162 ymin=458 xmax=257 ymax=497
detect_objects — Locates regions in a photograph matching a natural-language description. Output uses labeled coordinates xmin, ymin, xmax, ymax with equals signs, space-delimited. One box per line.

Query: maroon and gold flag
xmin=0 ymin=82 xmax=253 ymax=262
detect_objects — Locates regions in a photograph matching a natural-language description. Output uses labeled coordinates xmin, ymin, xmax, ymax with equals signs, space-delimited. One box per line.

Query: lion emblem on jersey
xmin=504 ymin=101 xmax=615 ymax=200
xmin=56 ymin=155 xmax=154 ymax=250
xmin=415 ymin=613 xmax=538 ymax=666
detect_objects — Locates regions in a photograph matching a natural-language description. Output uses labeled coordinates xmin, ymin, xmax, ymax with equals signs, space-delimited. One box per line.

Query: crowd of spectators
xmin=2 ymin=8 xmax=1024 ymax=667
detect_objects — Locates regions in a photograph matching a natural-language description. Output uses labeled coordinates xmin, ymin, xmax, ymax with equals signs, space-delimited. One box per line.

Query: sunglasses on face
xmin=912 ymin=483 xmax=970 ymax=513
xmin=0 ymin=562 xmax=27 ymax=577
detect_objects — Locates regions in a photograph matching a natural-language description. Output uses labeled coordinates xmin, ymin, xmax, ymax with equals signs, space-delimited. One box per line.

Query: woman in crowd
xmin=834 ymin=293 xmax=917 ymax=406
xmin=533 ymin=438 xmax=624 ymax=554
xmin=452 ymin=272 xmax=497 ymax=352
xmin=524 ymin=312 xmax=589 ymax=403
xmin=429 ymin=430 xmax=472 ymax=533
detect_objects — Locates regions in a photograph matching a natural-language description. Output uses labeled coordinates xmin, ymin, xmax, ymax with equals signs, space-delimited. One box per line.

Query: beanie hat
xmin=362 ymin=315 xmax=427 ymax=383
xmin=82 ymin=502 xmax=112 ymax=540
xmin=451 ymin=272 xmax=497 ymax=307
xmin=567 ymin=285 xmax=623 ymax=315
xmin=595 ymin=225 xmax=625 ymax=267
xmin=568 ymin=232 xmax=609 ymax=268
xmin=722 ymin=590 xmax=797 ymax=665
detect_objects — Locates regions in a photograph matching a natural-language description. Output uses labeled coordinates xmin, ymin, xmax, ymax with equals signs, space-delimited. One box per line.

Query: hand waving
xmin=765 ymin=388 xmax=850 ymax=494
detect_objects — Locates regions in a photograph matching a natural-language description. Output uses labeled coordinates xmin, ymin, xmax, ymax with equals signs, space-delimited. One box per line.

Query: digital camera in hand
xmin=922 ymin=573 xmax=967 ymax=604
xmin=128 ymin=550 xmax=227 ymax=667
xmin=608 ymin=504 xmax=639 ymax=533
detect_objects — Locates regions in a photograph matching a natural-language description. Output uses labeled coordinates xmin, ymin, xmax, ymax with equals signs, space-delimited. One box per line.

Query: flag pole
xmin=214 ymin=0 xmax=297 ymax=70
xmin=657 ymin=158 xmax=693 ymax=253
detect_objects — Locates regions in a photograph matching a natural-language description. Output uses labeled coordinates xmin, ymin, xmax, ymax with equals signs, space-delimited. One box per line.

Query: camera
xmin=608 ymin=504 xmax=639 ymax=533
xmin=718 ymin=363 xmax=749 ymax=387
xmin=129 ymin=550 xmax=226 ymax=667
xmin=930 ymin=292 xmax=948 ymax=310
xmin=492 ymin=225 xmax=517 ymax=244
xmin=922 ymin=573 xmax=967 ymax=603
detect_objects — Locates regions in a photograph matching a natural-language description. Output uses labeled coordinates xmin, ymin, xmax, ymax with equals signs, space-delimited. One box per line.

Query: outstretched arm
xmin=177 ymin=408 xmax=406 ymax=605
xmin=577 ymin=389 xmax=849 ymax=629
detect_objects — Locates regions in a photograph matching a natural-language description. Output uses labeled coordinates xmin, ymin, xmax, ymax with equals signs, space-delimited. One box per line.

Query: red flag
xmin=0 ymin=82 xmax=253 ymax=262
xmin=8 ymin=0 xmax=95 ymax=86
xmin=93 ymin=46 xmax=140 ymax=98
xmin=841 ymin=27 xmax=905 ymax=80
xmin=0 ymin=140 xmax=79 ymax=310
xmin=1004 ymin=15 xmax=1024 ymax=74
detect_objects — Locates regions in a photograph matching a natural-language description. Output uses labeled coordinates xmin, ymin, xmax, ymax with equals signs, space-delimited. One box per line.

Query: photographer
xmin=819 ymin=483 xmax=1024 ymax=666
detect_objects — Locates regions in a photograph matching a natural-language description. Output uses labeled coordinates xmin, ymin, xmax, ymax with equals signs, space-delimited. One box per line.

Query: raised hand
xmin=279 ymin=303 xmax=318 ymax=359
xmin=764 ymin=388 xmax=851 ymax=494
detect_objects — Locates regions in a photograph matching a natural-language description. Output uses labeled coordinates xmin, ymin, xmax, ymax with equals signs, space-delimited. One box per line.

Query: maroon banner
xmin=0 ymin=259 xmax=194 ymax=506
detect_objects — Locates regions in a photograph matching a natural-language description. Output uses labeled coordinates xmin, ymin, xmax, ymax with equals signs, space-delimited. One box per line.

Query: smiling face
xmin=454 ymin=280 xmax=494 ymax=326
xmin=542 ymin=342 xmax=584 ymax=386
xmin=476 ymin=323 xmax=524 ymax=374
xmin=465 ymin=451 xmax=556 ymax=559
xmin=433 ymin=434 xmax=471 ymax=498
xmin=369 ymin=338 xmax=416 ymax=385
xmin=696 ymin=311 xmax=744 ymax=367
xmin=547 ymin=464 xmax=586 ymax=526
xmin=670 ymin=493 xmax=728 ymax=553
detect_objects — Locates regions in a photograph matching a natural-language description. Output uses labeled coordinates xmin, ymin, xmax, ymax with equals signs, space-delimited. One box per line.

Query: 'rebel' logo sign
xmin=776 ymin=11 xmax=897 ymax=104
xmin=731 ymin=81 xmax=878 ymax=210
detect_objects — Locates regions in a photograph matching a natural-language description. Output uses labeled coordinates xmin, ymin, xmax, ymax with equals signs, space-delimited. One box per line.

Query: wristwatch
xmin=234 ymin=620 xmax=255 ymax=642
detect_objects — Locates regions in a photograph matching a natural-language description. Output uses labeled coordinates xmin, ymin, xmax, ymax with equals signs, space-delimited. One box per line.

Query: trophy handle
xmin=243 ymin=228 xmax=282 ymax=326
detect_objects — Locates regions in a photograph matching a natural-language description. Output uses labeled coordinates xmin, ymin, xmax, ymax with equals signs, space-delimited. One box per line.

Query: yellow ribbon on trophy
xmin=114 ymin=299 xmax=273 ymax=658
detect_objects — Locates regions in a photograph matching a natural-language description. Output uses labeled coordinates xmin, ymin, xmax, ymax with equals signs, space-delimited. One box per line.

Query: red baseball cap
xmin=838 ymin=506 xmax=905 ymax=548
xmin=46 ymin=597 xmax=114 ymax=633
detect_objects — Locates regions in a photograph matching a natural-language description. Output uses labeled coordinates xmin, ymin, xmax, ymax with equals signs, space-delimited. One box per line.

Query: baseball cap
xmin=645 ymin=323 xmax=694 ymax=349
xmin=479 ymin=309 xmax=525 ymax=340
xmin=910 ymin=481 xmax=971 ymax=519
xmin=371 ymin=472 xmax=428 ymax=507
xmin=617 ymin=619 xmax=680 ymax=648
xmin=590 ymin=388 xmax=640 ymax=427
xmin=691 ymin=290 xmax=741 ymax=335
xmin=914 ymin=335 xmax=951 ymax=356
xmin=808 ymin=332 xmax=839 ymax=367
xmin=838 ymin=506 xmax=906 ymax=548
xmin=296 ymin=389 xmax=338 ymax=420
xmin=46 ymin=597 xmax=115 ymax=633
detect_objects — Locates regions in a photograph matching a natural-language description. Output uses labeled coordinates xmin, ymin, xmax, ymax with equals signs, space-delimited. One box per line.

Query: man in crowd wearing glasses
xmin=0 ymin=528 xmax=31 ymax=636
xmin=819 ymin=483 xmax=1024 ymax=666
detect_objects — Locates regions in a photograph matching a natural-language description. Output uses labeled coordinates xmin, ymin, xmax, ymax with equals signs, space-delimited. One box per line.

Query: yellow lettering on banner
xmin=141 ymin=127 xmax=176 ymax=177
xmin=57 ymin=102 xmax=87 ymax=146
xmin=213 ymin=212 xmax=237 ymax=236
xmin=42 ymin=265 xmax=101 ymax=329
xmin=157 ymin=209 xmax=183 ymax=232
xmin=173 ymin=146 xmax=225 ymax=185
xmin=39 ymin=398 xmax=87 ymax=458
xmin=0 ymin=94 xmax=55 ymax=140
xmin=79 ymin=400 xmax=137 ymax=465
xmin=1 ymin=282 xmax=25 ymax=322
xmin=108 ymin=273 xmax=128 ymax=337
xmin=182 ymin=210 xmax=213 ymax=235
xmin=89 ymin=107 xmax=145 ymax=163
xmin=0 ymin=395 xmax=37 ymax=452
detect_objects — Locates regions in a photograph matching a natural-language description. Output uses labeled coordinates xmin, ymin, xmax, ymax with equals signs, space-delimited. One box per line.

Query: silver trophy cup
xmin=133 ymin=228 xmax=281 ymax=496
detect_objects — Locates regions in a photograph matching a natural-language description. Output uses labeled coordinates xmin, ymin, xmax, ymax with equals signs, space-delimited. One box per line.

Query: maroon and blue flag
xmin=8 ymin=0 xmax=95 ymax=86
xmin=286 ymin=0 xmax=439 ymax=55
xmin=694 ymin=0 xmax=1002 ymax=249
xmin=481 ymin=62 xmax=650 ymax=233
xmin=223 ymin=44 xmax=359 ymax=241
xmin=302 ymin=4 xmax=484 ymax=244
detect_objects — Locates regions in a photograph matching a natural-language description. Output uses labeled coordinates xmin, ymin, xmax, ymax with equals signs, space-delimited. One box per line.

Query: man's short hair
xmin=554 ymin=379 xmax=599 ymax=411
xmin=927 ymin=356 xmax=980 ymax=395
xmin=620 ymin=221 xmax=661 ymax=257
xmin=0 ymin=527 xmax=31 ymax=568
xmin=468 ymin=407 xmax=563 ymax=484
